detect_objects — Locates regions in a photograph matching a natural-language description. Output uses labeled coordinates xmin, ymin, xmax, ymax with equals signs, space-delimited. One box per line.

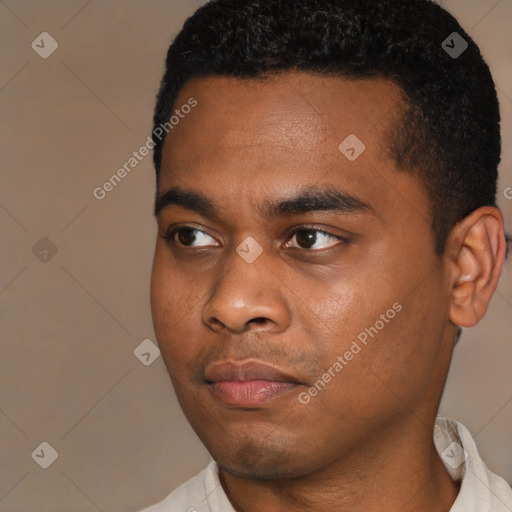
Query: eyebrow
xmin=154 ymin=185 xmax=374 ymax=219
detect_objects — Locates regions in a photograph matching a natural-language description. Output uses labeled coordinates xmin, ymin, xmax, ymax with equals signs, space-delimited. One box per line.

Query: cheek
xmin=351 ymin=276 xmax=448 ymax=410
xmin=298 ymin=264 xmax=388 ymax=351
xmin=300 ymin=247 xmax=446 ymax=407
xmin=150 ymin=246 xmax=204 ymax=374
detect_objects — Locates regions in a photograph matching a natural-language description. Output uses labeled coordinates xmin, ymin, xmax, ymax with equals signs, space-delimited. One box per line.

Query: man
xmin=141 ymin=0 xmax=511 ymax=510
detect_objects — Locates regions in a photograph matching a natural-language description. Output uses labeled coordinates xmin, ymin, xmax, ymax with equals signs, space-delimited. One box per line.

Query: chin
xmin=209 ymin=434 xmax=320 ymax=481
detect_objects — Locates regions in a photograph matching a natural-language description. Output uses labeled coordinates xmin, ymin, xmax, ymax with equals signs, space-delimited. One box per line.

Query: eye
xmin=285 ymin=228 xmax=345 ymax=250
xmin=164 ymin=226 xmax=219 ymax=248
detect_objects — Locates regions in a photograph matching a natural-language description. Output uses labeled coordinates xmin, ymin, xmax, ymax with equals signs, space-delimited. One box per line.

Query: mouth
xmin=204 ymin=360 xmax=303 ymax=408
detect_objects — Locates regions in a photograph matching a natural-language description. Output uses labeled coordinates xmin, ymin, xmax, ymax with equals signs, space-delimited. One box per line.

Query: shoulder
xmin=137 ymin=461 xmax=215 ymax=512
xmin=435 ymin=416 xmax=512 ymax=512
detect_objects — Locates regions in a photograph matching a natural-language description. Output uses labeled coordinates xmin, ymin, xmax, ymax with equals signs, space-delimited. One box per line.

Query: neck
xmin=219 ymin=416 xmax=459 ymax=512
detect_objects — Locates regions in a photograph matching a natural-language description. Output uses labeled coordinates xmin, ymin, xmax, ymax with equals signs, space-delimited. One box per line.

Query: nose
xmin=201 ymin=250 xmax=291 ymax=335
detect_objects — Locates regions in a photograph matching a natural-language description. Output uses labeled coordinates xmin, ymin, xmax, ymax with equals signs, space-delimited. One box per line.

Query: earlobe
xmin=447 ymin=207 xmax=506 ymax=329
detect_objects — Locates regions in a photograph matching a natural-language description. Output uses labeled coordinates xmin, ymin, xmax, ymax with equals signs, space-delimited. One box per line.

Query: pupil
xmin=178 ymin=228 xmax=197 ymax=245
xmin=297 ymin=230 xmax=316 ymax=248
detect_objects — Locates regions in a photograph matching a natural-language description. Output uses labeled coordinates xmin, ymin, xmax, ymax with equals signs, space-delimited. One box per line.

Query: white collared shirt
xmin=139 ymin=417 xmax=512 ymax=512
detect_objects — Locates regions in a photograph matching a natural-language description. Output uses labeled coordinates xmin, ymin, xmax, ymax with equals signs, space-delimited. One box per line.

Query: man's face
xmin=151 ymin=73 xmax=454 ymax=479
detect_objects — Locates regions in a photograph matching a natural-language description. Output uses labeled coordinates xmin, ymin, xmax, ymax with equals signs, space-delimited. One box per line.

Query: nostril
xmin=250 ymin=317 xmax=268 ymax=325
xmin=209 ymin=318 xmax=226 ymax=329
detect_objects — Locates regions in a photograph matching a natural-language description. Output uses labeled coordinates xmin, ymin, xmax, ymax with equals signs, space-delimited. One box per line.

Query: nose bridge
xmin=201 ymin=247 xmax=291 ymax=333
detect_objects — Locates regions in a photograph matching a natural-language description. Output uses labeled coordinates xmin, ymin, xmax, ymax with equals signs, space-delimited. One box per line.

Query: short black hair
xmin=152 ymin=0 xmax=501 ymax=254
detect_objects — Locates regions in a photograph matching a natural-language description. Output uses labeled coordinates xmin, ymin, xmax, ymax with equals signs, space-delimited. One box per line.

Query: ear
xmin=445 ymin=206 xmax=506 ymax=328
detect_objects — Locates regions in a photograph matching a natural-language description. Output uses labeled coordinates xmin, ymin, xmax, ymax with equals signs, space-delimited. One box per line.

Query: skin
xmin=150 ymin=72 xmax=506 ymax=512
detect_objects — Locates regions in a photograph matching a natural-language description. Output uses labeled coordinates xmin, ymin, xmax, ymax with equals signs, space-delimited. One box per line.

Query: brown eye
xmin=288 ymin=228 xmax=342 ymax=250
xmin=177 ymin=228 xmax=199 ymax=246
xmin=295 ymin=229 xmax=318 ymax=249
xmin=165 ymin=227 xmax=219 ymax=248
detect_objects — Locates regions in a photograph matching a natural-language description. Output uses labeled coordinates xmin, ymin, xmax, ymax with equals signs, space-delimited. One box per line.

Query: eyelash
xmin=162 ymin=225 xmax=350 ymax=252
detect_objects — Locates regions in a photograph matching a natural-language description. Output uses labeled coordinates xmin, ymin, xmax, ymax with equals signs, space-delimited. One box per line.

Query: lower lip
xmin=209 ymin=380 xmax=299 ymax=407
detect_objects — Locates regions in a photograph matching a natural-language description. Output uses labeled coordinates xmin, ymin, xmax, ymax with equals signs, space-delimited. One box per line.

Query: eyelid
xmin=162 ymin=223 xmax=351 ymax=250
xmin=283 ymin=226 xmax=350 ymax=251
xmin=163 ymin=224 xmax=221 ymax=247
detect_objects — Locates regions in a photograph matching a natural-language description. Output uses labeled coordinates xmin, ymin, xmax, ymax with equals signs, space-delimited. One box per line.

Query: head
xmin=150 ymin=0 xmax=506 ymax=479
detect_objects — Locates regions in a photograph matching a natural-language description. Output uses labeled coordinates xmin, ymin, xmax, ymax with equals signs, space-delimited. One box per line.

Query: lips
xmin=205 ymin=361 xmax=302 ymax=407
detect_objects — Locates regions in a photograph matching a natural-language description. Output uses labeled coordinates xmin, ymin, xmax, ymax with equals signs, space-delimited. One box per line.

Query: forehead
xmin=164 ymin=72 xmax=405 ymax=162
xmin=159 ymin=72 xmax=429 ymax=226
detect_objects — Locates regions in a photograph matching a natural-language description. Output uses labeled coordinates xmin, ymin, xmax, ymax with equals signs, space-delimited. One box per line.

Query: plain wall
xmin=1 ymin=1 xmax=511 ymax=510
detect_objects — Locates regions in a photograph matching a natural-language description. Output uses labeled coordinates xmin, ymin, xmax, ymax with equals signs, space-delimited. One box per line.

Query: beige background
xmin=1 ymin=1 xmax=511 ymax=510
